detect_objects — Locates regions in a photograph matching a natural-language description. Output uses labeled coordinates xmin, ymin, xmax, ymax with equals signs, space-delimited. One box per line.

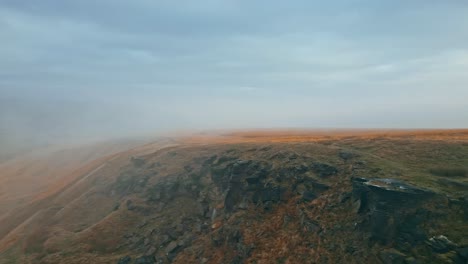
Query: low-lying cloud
xmin=1 ymin=1 xmax=468 ymax=157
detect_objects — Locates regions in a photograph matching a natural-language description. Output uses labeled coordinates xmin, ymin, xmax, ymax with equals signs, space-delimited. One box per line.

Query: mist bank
xmin=0 ymin=97 xmax=166 ymax=161
xmin=2 ymin=92 xmax=468 ymax=162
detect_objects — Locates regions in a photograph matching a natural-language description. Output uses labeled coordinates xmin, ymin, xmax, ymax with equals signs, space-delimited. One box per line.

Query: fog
xmin=1 ymin=1 xmax=468 ymax=159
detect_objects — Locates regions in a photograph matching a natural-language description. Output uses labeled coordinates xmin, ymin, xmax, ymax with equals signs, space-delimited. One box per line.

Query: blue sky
xmin=1 ymin=1 xmax=468 ymax=149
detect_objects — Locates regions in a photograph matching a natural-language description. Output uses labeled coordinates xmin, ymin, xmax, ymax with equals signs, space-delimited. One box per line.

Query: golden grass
xmin=182 ymin=129 xmax=468 ymax=145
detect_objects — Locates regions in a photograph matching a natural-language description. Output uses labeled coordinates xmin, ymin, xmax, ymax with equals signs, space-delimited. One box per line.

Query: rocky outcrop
xmin=352 ymin=177 xmax=435 ymax=246
xmin=426 ymin=235 xmax=458 ymax=253
xmin=112 ymin=148 xmax=466 ymax=264
xmin=351 ymin=177 xmax=468 ymax=263
xmin=208 ymin=158 xmax=330 ymax=213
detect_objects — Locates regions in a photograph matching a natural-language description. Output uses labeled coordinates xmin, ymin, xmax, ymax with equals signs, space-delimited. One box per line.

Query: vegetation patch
xmin=429 ymin=167 xmax=467 ymax=178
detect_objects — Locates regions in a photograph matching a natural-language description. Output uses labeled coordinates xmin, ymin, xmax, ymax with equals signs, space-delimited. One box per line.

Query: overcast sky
xmin=1 ymin=1 xmax=468 ymax=151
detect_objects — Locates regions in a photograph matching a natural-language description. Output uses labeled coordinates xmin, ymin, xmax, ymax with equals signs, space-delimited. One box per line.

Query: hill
xmin=0 ymin=130 xmax=467 ymax=264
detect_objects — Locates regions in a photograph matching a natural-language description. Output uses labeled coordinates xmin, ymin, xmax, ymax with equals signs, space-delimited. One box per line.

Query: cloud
xmin=1 ymin=1 xmax=468 ymax=155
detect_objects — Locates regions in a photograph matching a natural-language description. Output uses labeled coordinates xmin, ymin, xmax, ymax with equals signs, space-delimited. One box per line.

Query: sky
xmin=1 ymin=1 xmax=468 ymax=152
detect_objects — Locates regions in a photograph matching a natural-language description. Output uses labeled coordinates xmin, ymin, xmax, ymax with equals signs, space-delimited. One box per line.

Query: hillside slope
xmin=0 ymin=130 xmax=467 ymax=264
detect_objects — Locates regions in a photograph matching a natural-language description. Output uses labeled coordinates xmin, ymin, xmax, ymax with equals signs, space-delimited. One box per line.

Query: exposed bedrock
xmin=352 ymin=177 xmax=436 ymax=246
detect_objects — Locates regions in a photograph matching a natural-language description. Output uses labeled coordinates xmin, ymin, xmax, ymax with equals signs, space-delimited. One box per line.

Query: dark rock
xmin=225 ymin=181 xmax=244 ymax=212
xmin=215 ymin=155 xmax=236 ymax=164
xmin=459 ymin=196 xmax=468 ymax=221
xmin=426 ymin=235 xmax=458 ymax=253
xmin=456 ymin=247 xmax=468 ymax=260
xmin=378 ymin=248 xmax=406 ymax=264
xmin=214 ymin=159 xmax=277 ymax=211
xmin=301 ymin=190 xmax=317 ymax=202
xmin=311 ymin=162 xmax=338 ymax=177
xmin=134 ymin=255 xmax=155 ymax=264
xmin=293 ymin=164 xmax=309 ymax=174
xmin=339 ymin=151 xmax=357 ymax=161
xmin=260 ymin=186 xmax=281 ymax=202
xmin=352 ymin=177 xmax=435 ymax=245
xmin=165 ymin=241 xmax=179 ymax=255
xmin=253 ymin=186 xmax=285 ymax=204
xmin=294 ymin=178 xmax=329 ymax=202
xmin=166 ymin=228 xmax=179 ymax=240
xmin=434 ymin=251 xmax=465 ymax=264
xmin=117 ymin=256 xmax=131 ymax=264
xmin=437 ymin=178 xmax=468 ymax=190
xmin=246 ymin=176 xmax=261 ymax=185
xmin=231 ymin=160 xmax=251 ymax=176
xmin=145 ymin=246 xmax=157 ymax=256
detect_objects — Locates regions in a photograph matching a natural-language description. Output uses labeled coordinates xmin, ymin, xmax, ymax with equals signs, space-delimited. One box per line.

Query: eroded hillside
xmin=0 ymin=130 xmax=467 ymax=264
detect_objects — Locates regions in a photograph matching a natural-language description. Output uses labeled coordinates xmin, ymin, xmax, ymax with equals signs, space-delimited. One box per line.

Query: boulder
xmin=165 ymin=241 xmax=179 ymax=255
xmin=145 ymin=246 xmax=157 ymax=256
xmin=352 ymin=177 xmax=435 ymax=245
